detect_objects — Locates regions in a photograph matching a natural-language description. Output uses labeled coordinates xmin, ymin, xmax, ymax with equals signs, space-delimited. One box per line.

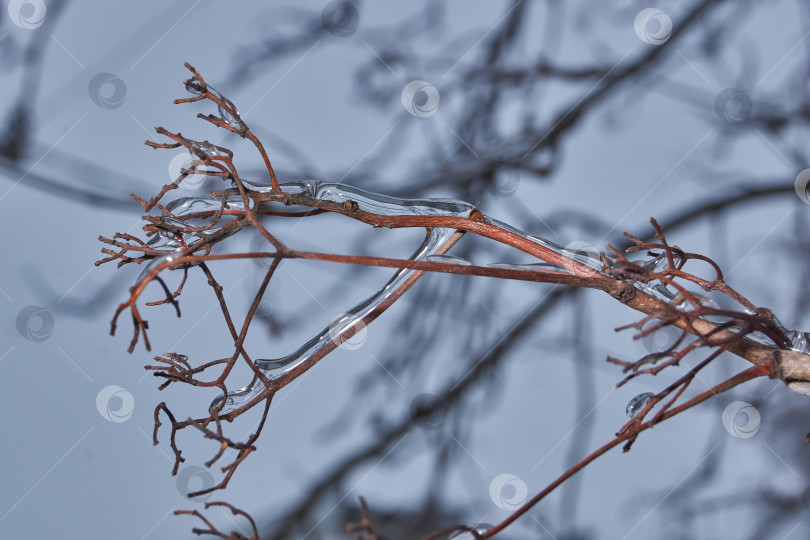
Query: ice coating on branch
xmin=172 ymin=179 xmax=810 ymax=413
xmin=487 ymin=262 xmax=569 ymax=272
xmin=190 ymin=141 xmax=228 ymax=158
xmin=211 ymin=183 xmax=475 ymax=413
xmin=240 ymin=179 xmax=317 ymax=196
xmin=788 ymin=330 xmax=810 ymax=353
xmin=165 ymin=197 xmax=222 ymax=216
xmin=316 ymin=182 xmax=476 ymax=216
xmin=425 ymin=254 xmax=471 ymax=265
xmin=145 ymin=230 xmax=182 ymax=251
xmin=769 ymin=316 xmax=810 ymax=353
xmin=217 ymin=105 xmax=240 ymax=129
xmin=137 ymin=253 xmax=180 ymax=283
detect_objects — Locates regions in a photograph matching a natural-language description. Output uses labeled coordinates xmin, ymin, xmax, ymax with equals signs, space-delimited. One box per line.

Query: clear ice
xmin=626 ymin=392 xmax=655 ymax=418
xmin=132 ymin=179 xmax=810 ymax=411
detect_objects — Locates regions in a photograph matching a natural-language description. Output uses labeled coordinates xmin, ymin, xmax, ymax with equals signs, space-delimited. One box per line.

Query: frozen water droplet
xmin=145 ymin=230 xmax=183 ymax=251
xmin=217 ymin=104 xmax=240 ymax=129
xmin=184 ymin=77 xmax=203 ymax=95
xmin=190 ymin=141 xmax=227 ymax=158
xmin=626 ymin=392 xmax=655 ymax=418
xmin=448 ymin=524 xmax=493 ymax=539
xmin=425 ymin=254 xmax=471 ymax=265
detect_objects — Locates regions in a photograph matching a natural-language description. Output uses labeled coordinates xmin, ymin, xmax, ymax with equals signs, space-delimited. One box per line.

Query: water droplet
xmin=626 ymin=392 xmax=655 ymax=418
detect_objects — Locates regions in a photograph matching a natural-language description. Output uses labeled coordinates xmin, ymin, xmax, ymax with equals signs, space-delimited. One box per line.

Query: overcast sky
xmin=2 ymin=1 xmax=810 ymax=539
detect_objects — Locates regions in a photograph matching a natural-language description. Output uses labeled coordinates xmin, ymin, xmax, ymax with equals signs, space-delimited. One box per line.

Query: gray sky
xmin=1 ymin=1 xmax=809 ymax=539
